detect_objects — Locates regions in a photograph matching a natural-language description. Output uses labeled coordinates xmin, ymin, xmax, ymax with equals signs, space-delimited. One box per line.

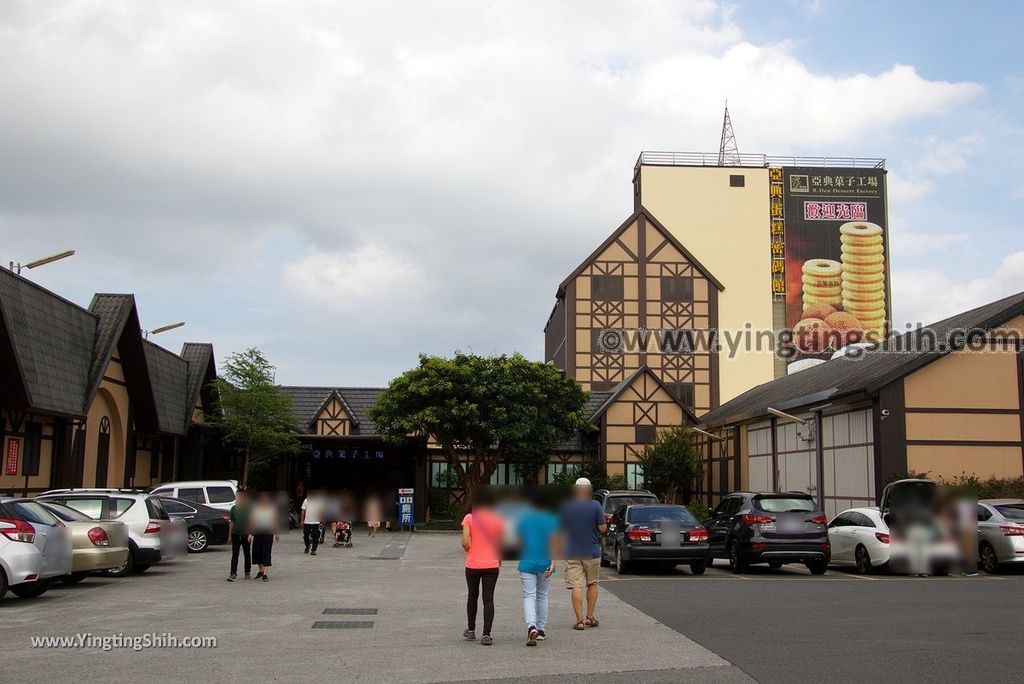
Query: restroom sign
xmin=5 ymin=438 xmax=19 ymax=476
xmin=398 ymin=488 xmax=414 ymax=526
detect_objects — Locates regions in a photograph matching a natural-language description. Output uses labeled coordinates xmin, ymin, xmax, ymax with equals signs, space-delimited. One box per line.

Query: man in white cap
xmin=559 ymin=477 xmax=607 ymax=630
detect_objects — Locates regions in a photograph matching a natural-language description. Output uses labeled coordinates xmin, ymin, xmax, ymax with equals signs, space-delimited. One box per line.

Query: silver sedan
xmin=977 ymin=499 xmax=1024 ymax=573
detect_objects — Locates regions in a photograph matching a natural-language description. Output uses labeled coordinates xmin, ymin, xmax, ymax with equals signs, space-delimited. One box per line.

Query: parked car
xmin=593 ymin=489 xmax=659 ymax=524
xmin=977 ymin=499 xmax=1024 ymax=574
xmin=157 ymin=496 xmax=230 ymax=552
xmin=601 ymin=504 xmax=709 ymax=575
xmin=828 ymin=507 xmax=891 ymax=574
xmin=37 ymin=490 xmax=178 ymax=576
xmin=149 ymin=480 xmax=238 ymax=511
xmin=707 ymin=491 xmax=829 ymax=574
xmin=36 ymin=501 xmax=130 ymax=582
xmin=0 ymin=498 xmax=73 ymax=598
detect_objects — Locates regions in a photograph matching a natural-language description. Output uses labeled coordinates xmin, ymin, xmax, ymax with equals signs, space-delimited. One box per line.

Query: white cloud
xmin=892 ymin=251 xmax=1024 ymax=327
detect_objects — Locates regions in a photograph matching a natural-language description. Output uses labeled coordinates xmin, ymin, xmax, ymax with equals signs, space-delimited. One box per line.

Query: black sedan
xmin=601 ymin=505 xmax=710 ymax=575
xmin=157 ymin=496 xmax=231 ymax=552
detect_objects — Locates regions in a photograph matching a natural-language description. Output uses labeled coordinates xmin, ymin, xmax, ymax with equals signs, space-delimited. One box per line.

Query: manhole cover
xmin=312 ymin=621 xmax=374 ymax=629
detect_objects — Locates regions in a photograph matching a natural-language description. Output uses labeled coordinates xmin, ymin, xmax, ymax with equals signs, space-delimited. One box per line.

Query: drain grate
xmin=323 ymin=608 xmax=378 ymax=615
xmin=312 ymin=621 xmax=374 ymax=629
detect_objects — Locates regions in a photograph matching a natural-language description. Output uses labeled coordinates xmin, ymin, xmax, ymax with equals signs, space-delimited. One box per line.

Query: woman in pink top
xmin=461 ymin=488 xmax=504 ymax=645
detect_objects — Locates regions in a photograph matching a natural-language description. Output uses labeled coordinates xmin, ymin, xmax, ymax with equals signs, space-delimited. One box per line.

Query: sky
xmin=1 ymin=1 xmax=1022 ymax=385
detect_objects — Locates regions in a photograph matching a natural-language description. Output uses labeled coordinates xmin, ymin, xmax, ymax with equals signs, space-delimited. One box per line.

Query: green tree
xmin=637 ymin=425 xmax=703 ymax=505
xmin=214 ymin=348 xmax=300 ymax=489
xmin=370 ymin=353 xmax=589 ymax=510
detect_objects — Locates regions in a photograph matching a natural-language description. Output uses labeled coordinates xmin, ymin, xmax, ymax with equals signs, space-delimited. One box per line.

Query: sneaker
xmin=254 ymin=572 xmax=265 ymax=580
xmin=244 ymin=573 xmax=252 ymax=580
xmin=304 ymin=548 xmax=310 ymax=554
xmin=261 ymin=575 xmax=269 ymax=583
xmin=311 ymin=550 xmax=317 ymax=556
xmin=462 ymin=629 xmax=476 ymax=641
xmin=226 ymin=574 xmax=237 ymax=582
xmin=527 ymin=627 xmax=538 ymax=646
xmin=481 ymin=635 xmax=493 ymax=646
xmin=536 ymin=630 xmax=546 ymax=641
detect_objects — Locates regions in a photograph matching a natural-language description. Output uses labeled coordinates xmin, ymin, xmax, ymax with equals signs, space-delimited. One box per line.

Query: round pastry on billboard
xmin=793 ymin=317 xmax=832 ymax=354
xmin=824 ymin=311 xmax=864 ymax=347
xmin=801 ymin=302 xmax=837 ymax=320
xmin=802 ymin=259 xmax=842 ymax=279
xmin=839 ymin=221 xmax=883 ymax=239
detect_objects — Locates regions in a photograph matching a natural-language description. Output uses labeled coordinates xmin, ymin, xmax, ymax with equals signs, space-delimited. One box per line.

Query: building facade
xmin=0 ymin=268 xmax=218 ymax=494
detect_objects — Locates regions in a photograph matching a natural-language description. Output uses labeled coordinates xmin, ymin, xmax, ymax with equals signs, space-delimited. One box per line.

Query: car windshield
xmin=12 ymin=501 xmax=62 ymax=527
xmin=756 ymin=497 xmax=816 ymax=513
xmin=42 ymin=503 xmax=92 ymax=522
xmin=607 ymin=496 xmax=657 ymax=512
xmin=996 ymin=505 xmax=1024 ymax=521
xmin=628 ymin=506 xmax=697 ymax=524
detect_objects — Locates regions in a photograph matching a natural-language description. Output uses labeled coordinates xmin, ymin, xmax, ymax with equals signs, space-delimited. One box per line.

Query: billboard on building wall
xmin=770 ymin=166 xmax=890 ymax=369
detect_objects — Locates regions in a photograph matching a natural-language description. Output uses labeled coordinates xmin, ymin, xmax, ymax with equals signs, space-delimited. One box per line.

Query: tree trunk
xmin=241 ymin=446 xmax=251 ymax=489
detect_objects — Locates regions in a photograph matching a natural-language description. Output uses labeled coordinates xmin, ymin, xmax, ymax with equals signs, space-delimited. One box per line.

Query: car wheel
xmin=768 ymin=561 xmax=783 ymax=570
xmin=727 ymin=541 xmax=748 ymax=573
xmin=854 ymin=545 xmax=874 ymax=575
xmin=187 ymin=527 xmax=210 ymax=553
xmin=690 ymin=561 xmax=707 ymax=575
xmin=615 ymin=545 xmax=631 ymax=575
xmin=60 ymin=572 xmax=89 ymax=585
xmin=0 ymin=568 xmax=7 ymax=600
xmin=105 ymin=548 xmax=135 ymax=578
xmin=11 ymin=579 xmax=53 ymax=599
xmin=980 ymin=542 xmax=999 ymax=574
xmin=807 ymin=561 xmax=828 ymax=575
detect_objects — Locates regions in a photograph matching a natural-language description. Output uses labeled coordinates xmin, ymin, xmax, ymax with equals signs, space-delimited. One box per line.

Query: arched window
xmin=95 ymin=416 xmax=111 ymax=487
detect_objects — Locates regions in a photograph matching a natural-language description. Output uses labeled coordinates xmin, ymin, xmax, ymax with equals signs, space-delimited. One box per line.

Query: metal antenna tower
xmin=718 ymin=101 xmax=740 ymax=166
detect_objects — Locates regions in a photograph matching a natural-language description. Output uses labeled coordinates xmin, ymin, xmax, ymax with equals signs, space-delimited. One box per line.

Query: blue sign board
xmin=398 ymin=488 xmax=414 ymax=527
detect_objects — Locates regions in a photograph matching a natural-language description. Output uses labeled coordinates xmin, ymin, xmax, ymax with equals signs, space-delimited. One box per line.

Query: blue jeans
xmin=519 ymin=570 xmax=551 ymax=631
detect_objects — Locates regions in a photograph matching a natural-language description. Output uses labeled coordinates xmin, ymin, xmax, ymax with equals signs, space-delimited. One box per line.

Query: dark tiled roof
xmin=181 ymin=342 xmax=216 ymax=428
xmin=143 ymin=341 xmax=190 ymax=436
xmin=278 ymin=386 xmax=386 ymax=435
xmin=86 ymin=294 xmax=136 ymax=405
xmin=0 ymin=268 xmax=96 ymax=416
xmin=700 ymin=290 xmax=1024 ymax=427
xmin=552 ymin=391 xmax=611 ymax=452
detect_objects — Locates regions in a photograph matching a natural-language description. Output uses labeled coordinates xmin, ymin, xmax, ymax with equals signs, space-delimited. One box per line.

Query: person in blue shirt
xmin=516 ymin=489 xmax=559 ymax=646
xmin=559 ymin=477 xmax=607 ymax=631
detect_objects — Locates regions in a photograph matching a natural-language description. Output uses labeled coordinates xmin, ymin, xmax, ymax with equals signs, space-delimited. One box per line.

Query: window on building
xmin=591 ymin=274 xmax=624 ymax=301
xmin=592 ymin=328 xmax=624 ymax=354
xmin=626 ymin=464 xmax=645 ymax=489
xmin=546 ymin=462 xmax=579 ymax=484
xmin=661 ymin=276 xmax=693 ymax=303
xmin=22 ymin=421 xmax=42 ymax=477
xmin=670 ymin=382 xmax=695 ymax=409
xmin=635 ymin=425 xmax=657 ymax=444
xmin=729 ymin=174 xmax=745 ymax=187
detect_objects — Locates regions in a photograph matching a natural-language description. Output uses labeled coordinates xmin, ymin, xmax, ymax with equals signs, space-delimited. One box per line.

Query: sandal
xmin=585 ymin=616 xmax=599 ymax=628
xmin=573 ymin=621 xmax=585 ymax=631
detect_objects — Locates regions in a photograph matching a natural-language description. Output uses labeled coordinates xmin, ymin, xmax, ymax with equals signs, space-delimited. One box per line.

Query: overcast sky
xmin=2 ymin=1 xmax=1022 ymax=385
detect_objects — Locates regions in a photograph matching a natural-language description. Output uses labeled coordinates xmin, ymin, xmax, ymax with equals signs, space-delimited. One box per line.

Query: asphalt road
xmin=603 ymin=561 xmax=1024 ymax=684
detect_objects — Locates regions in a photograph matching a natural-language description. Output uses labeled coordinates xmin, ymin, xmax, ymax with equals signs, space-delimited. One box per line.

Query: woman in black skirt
xmin=250 ymin=491 xmax=280 ymax=582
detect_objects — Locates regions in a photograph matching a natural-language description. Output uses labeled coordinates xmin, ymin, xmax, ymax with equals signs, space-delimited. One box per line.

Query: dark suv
xmin=707 ymin=491 xmax=829 ymax=574
xmin=593 ymin=489 xmax=659 ymax=524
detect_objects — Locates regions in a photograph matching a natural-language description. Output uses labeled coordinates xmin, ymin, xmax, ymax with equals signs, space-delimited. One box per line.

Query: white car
xmin=0 ymin=498 xmax=73 ymax=599
xmin=149 ymin=480 xmax=238 ymax=511
xmin=827 ymin=507 xmax=891 ymax=574
xmin=37 ymin=490 xmax=182 ymax=576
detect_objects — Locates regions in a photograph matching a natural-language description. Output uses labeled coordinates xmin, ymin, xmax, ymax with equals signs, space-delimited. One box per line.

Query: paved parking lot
xmin=603 ymin=561 xmax=1024 ymax=683
xmin=1 ymin=531 xmax=1018 ymax=683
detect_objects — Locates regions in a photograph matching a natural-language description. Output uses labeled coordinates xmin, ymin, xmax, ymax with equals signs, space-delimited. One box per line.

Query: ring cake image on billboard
xmin=781 ymin=167 xmax=891 ymax=370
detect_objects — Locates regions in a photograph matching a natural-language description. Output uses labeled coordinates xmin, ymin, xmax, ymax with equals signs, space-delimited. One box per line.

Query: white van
xmin=149 ymin=480 xmax=238 ymax=511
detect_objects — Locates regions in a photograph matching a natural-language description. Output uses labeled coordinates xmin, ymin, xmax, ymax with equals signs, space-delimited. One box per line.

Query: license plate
xmin=779 ymin=521 xmax=804 ymax=533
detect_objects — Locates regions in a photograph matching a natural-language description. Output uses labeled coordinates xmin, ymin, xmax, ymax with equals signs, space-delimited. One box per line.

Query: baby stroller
xmin=333 ymin=521 xmax=353 ymax=548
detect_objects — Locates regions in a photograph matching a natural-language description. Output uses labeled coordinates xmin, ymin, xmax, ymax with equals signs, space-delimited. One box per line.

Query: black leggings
xmin=465 ymin=567 xmax=500 ymax=635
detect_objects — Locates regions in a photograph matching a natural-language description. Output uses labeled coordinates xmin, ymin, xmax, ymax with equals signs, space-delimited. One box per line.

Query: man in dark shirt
xmin=226 ymin=489 xmax=253 ymax=581
xmin=559 ymin=477 xmax=607 ymax=629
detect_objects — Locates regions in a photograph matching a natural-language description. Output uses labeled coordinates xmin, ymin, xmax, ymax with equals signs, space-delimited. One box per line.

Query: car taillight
xmin=145 ymin=522 xmax=162 ymax=534
xmin=688 ymin=527 xmax=708 ymax=542
xmin=626 ymin=527 xmax=652 ymax=543
xmin=87 ymin=527 xmax=110 ymax=546
xmin=741 ymin=514 xmax=773 ymax=526
xmin=810 ymin=514 xmax=827 ymax=525
xmin=1000 ymin=526 xmax=1024 ymax=536
xmin=0 ymin=518 xmax=35 ymax=543
xmin=875 ymin=532 xmax=890 ymax=544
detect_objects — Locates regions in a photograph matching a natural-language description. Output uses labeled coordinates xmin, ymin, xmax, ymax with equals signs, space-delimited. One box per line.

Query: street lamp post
xmin=8 ymin=249 xmax=76 ymax=274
